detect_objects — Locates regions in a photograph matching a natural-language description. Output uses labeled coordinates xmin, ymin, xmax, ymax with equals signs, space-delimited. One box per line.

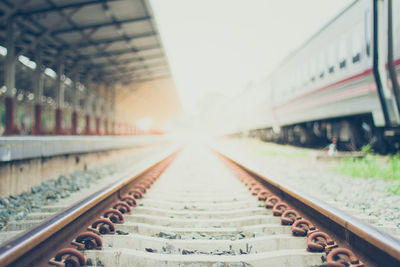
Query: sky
xmin=150 ymin=0 xmax=352 ymax=113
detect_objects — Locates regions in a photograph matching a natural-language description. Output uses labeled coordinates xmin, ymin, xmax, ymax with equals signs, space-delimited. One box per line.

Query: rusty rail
xmin=214 ymin=148 xmax=400 ymax=267
xmin=0 ymin=148 xmax=181 ymax=267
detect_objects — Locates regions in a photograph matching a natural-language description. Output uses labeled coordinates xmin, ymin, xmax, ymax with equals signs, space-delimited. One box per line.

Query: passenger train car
xmin=242 ymin=0 xmax=400 ymax=152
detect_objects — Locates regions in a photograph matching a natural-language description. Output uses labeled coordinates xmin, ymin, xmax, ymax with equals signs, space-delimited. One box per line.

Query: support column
xmin=104 ymin=118 xmax=108 ymax=135
xmin=33 ymin=105 xmax=42 ymax=134
xmin=54 ymin=57 xmax=65 ymax=135
xmin=71 ymin=111 xmax=78 ymax=135
xmin=55 ymin=109 xmax=63 ymax=134
xmin=94 ymin=85 xmax=100 ymax=135
xmin=85 ymin=114 xmax=91 ymax=135
xmin=33 ymin=47 xmax=44 ymax=135
xmin=99 ymin=85 xmax=105 ymax=135
xmin=111 ymin=87 xmax=116 ymax=135
xmin=104 ymin=85 xmax=110 ymax=135
xmin=104 ymin=86 xmax=109 ymax=135
xmin=71 ymin=72 xmax=79 ymax=135
xmin=95 ymin=117 xmax=100 ymax=135
xmin=4 ymin=19 xmax=20 ymax=135
xmin=84 ymin=81 xmax=92 ymax=135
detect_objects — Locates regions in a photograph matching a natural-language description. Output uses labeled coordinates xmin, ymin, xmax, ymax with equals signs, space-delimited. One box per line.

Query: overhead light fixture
xmin=45 ymin=68 xmax=57 ymax=79
xmin=65 ymin=77 xmax=72 ymax=86
xmin=0 ymin=45 xmax=7 ymax=56
xmin=18 ymin=55 xmax=37 ymax=69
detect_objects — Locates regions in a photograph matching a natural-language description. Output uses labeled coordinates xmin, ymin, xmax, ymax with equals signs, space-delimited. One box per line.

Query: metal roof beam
xmin=12 ymin=14 xmax=90 ymax=71
xmin=15 ymin=0 xmax=119 ymax=16
xmin=53 ymin=16 xmax=151 ymax=35
xmin=108 ymin=74 xmax=170 ymax=84
xmin=75 ymin=31 xmax=156 ymax=48
xmin=99 ymin=1 xmax=151 ymax=77
xmin=92 ymin=54 xmax=165 ymax=68
xmin=44 ymin=0 xmax=130 ymax=79
xmin=131 ymin=75 xmax=170 ymax=83
xmin=100 ymin=63 xmax=167 ymax=76
xmin=0 ymin=0 xmax=32 ymax=24
xmin=83 ymin=44 xmax=160 ymax=58
xmin=0 ymin=0 xmax=168 ymax=85
xmin=15 ymin=7 xmax=81 ymax=58
xmin=101 ymin=72 xmax=167 ymax=85
xmin=101 ymin=69 xmax=168 ymax=83
xmin=102 ymin=70 xmax=169 ymax=83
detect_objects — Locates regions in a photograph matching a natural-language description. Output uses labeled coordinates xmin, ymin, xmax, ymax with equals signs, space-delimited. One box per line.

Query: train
xmin=231 ymin=0 xmax=400 ymax=153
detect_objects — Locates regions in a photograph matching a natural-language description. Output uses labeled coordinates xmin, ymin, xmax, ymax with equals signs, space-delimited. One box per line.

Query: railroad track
xmin=0 ymin=145 xmax=399 ymax=266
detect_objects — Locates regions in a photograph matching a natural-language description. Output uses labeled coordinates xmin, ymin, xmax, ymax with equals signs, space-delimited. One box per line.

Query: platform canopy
xmin=0 ymin=0 xmax=170 ymax=85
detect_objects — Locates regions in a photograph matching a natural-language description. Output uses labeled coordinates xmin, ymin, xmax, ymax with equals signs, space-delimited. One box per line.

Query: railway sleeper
xmin=1 ymin=146 xmax=377 ymax=266
xmin=77 ymin=147 xmax=331 ymax=266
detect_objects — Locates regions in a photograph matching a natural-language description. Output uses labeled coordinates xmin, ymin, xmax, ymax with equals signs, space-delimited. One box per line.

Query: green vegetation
xmin=337 ymin=153 xmax=400 ymax=180
xmin=336 ymin=147 xmax=400 ymax=195
xmin=361 ymin=144 xmax=374 ymax=153
xmin=387 ymin=183 xmax=400 ymax=195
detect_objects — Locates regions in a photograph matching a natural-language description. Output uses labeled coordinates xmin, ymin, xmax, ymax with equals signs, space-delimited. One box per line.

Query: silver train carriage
xmin=246 ymin=0 xmax=400 ymax=152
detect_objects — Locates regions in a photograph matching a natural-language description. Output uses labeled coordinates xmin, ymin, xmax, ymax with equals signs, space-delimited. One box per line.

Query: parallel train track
xmin=0 ymin=145 xmax=399 ymax=266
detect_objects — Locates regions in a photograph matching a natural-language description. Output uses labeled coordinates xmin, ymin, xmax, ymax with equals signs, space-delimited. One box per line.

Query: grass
xmin=244 ymin=139 xmax=400 ymax=194
xmin=337 ymin=153 xmax=400 ymax=180
xmin=336 ymin=147 xmax=400 ymax=195
xmin=387 ymin=183 xmax=400 ymax=195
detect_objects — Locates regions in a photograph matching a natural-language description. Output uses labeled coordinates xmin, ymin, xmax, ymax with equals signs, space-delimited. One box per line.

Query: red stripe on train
xmin=273 ymin=68 xmax=374 ymax=110
xmin=274 ymin=57 xmax=400 ymax=110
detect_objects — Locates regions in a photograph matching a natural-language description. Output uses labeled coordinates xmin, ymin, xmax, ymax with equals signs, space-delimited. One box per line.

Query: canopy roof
xmin=0 ymin=0 xmax=170 ymax=85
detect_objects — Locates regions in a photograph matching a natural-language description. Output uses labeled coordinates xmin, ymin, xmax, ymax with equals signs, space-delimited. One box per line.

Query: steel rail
xmin=0 ymin=147 xmax=181 ymax=267
xmin=214 ymin=148 xmax=400 ymax=267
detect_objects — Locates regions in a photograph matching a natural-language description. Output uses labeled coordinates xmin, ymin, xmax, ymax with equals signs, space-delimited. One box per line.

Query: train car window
xmin=352 ymin=22 xmax=362 ymax=64
xmin=352 ymin=54 xmax=361 ymax=63
xmin=317 ymin=52 xmax=325 ymax=79
xmin=327 ymin=44 xmax=335 ymax=74
xmin=309 ymin=58 xmax=316 ymax=82
xmin=339 ymin=59 xmax=347 ymax=69
xmin=338 ymin=38 xmax=347 ymax=69
xmin=364 ymin=8 xmax=372 ymax=57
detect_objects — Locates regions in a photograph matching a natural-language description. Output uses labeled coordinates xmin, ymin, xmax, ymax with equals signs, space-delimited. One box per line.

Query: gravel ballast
xmin=214 ymin=138 xmax=400 ymax=239
xmin=0 ymin=144 xmax=174 ymax=241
